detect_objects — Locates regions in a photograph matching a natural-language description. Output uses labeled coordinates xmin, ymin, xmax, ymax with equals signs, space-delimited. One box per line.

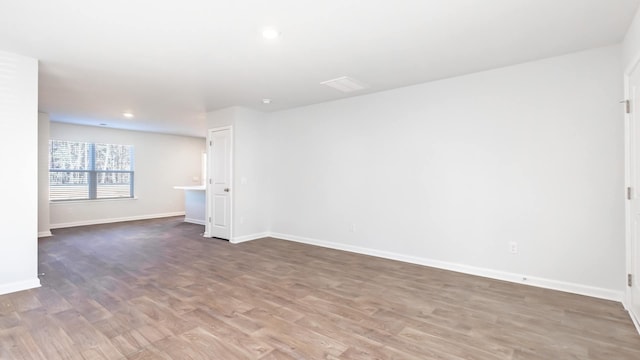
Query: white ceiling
xmin=0 ymin=0 xmax=638 ymax=137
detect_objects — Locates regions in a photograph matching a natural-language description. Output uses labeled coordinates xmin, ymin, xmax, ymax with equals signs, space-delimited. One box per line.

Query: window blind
xmin=49 ymin=140 xmax=134 ymax=200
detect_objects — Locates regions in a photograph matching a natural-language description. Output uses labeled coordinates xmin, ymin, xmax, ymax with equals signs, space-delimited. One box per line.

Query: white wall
xmin=206 ymin=107 xmax=270 ymax=241
xmin=624 ymin=6 xmax=640 ymax=71
xmin=266 ymin=45 xmax=625 ymax=299
xmin=0 ymin=50 xmax=40 ymax=295
xmin=49 ymin=122 xmax=206 ymax=228
xmin=230 ymin=108 xmax=270 ymax=239
xmin=38 ymin=112 xmax=51 ymax=237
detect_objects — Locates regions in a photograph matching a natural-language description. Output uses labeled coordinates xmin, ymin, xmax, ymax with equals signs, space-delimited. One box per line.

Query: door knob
xmin=224 ymin=188 xmax=230 ymax=192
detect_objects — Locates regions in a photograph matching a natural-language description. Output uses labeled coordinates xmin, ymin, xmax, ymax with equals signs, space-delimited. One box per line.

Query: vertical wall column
xmin=0 ymin=50 xmax=40 ymax=295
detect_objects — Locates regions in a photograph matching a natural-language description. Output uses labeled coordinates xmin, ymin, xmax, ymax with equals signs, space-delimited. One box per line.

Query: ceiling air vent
xmin=320 ymin=76 xmax=368 ymax=93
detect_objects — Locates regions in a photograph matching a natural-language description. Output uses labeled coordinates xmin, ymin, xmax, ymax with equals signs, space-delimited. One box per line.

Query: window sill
xmin=50 ymin=197 xmax=139 ymax=205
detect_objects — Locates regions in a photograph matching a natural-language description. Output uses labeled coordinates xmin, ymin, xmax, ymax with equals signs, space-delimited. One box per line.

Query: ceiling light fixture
xmin=262 ymin=98 xmax=272 ymax=104
xmin=122 ymin=112 xmax=134 ymax=118
xmin=262 ymin=28 xmax=280 ymax=40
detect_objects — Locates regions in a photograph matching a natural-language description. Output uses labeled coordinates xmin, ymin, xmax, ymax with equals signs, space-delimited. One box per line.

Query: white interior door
xmin=629 ymin=64 xmax=640 ymax=320
xmin=208 ymin=128 xmax=231 ymax=240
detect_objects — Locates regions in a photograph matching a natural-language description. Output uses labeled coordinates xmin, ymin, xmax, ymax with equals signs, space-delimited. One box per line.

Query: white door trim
xmin=624 ymin=56 xmax=640 ymax=334
xmin=204 ymin=125 xmax=233 ymax=240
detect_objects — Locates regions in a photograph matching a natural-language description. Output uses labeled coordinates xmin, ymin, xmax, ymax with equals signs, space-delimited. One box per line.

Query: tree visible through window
xmin=49 ymin=140 xmax=134 ymax=200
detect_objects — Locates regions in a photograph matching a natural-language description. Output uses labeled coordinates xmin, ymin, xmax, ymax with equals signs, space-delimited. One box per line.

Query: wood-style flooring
xmin=1 ymin=217 xmax=639 ymax=359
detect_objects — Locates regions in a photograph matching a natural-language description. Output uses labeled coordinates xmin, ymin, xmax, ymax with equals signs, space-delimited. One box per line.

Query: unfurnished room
xmin=3 ymin=0 xmax=640 ymax=359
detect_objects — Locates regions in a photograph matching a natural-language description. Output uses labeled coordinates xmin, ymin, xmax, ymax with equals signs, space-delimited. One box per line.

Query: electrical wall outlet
xmin=509 ymin=241 xmax=518 ymax=254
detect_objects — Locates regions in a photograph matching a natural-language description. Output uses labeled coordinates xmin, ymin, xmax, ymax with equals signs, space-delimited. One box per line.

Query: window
xmin=49 ymin=140 xmax=134 ymax=201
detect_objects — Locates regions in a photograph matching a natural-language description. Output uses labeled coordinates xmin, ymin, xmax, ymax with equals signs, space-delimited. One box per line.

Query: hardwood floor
xmin=1 ymin=217 xmax=639 ymax=359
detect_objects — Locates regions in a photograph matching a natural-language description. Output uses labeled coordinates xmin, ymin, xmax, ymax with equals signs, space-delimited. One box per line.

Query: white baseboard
xmin=232 ymin=232 xmax=270 ymax=244
xmin=0 ymin=278 xmax=41 ymax=296
xmin=269 ymin=232 xmax=623 ymax=302
xmin=623 ymin=300 xmax=640 ymax=334
xmin=184 ymin=217 xmax=206 ymax=225
xmin=38 ymin=231 xmax=52 ymax=238
xmin=50 ymin=212 xmax=185 ymax=229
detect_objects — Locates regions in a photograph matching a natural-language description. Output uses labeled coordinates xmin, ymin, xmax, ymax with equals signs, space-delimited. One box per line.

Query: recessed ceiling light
xmin=262 ymin=28 xmax=280 ymax=40
xmin=262 ymin=98 xmax=272 ymax=104
xmin=122 ymin=112 xmax=134 ymax=118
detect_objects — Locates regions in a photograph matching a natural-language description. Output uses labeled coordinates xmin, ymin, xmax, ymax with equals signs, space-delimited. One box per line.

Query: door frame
xmin=204 ymin=125 xmax=233 ymax=240
xmin=625 ymin=54 xmax=640 ymax=333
